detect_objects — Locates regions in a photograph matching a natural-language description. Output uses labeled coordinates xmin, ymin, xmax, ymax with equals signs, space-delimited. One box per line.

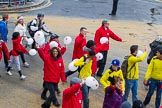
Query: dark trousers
xmin=42 ymin=82 xmax=58 ymax=106
xmin=41 ymin=81 xmax=59 ymax=97
xmin=97 ymin=51 xmax=108 ymax=76
xmin=81 ymin=83 xmax=90 ymax=108
xmin=2 ymin=50 xmax=8 ymax=68
xmin=65 ymin=67 xmax=81 ymax=78
xmin=19 ymin=52 xmax=26 ymax=64
xmin=111 ymin=0 xmax=119 ymax=15
xmin=143 ymin=78 xmax=162 ymax=108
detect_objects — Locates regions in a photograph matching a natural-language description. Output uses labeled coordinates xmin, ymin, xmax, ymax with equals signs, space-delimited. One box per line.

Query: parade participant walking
xmin=102 ymin=76 xmax=123 ymax=108
xmin=0 ymin=34 xmax=10 ymax=71
xmin=94 ymin=20 xmax=123 ymax=77
xmin=143 ymin=48 xmax=162 ymax=108
xmin=100 ymin=59 xmax=125 ymax=91
xmin=41 ymin=34 xmax=66 ymax=100
xmin=62 ymin=77 xmax=84 ymax=108
xmin=0 ymin=14 xmax=9 ymax=68
xmin=65 ymin=27 xmax=87 ymax=77
xmin=123 ymin=45 xmax=147 ymax=103
xmin=6 ymin=32 xmax=27 ymax=80
xmin=37 ymin=46 xmax=66 ymax=108
xmin=14 ymin=15 xmax=30 ymax=67
xmin=28 ymin=13 xmax=51 ymax=48
xmin=74 ymin=50 xmax=95 ymax=108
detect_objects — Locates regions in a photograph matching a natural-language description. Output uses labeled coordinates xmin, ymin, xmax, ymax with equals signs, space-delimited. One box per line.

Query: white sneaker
xmin=20 ymin=75 xmax=26 ymax=80
xmin=23 ymin=62 xmax=30 ymax=67
xmin=6 ymin=71 xmax=12 ymax=76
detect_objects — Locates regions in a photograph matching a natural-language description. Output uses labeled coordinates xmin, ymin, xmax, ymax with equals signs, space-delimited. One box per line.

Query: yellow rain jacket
xmin=126 ymin=52 xmax=147 ymax=80
xmin=74 ymin=55 xmax=92 ymax=79
xmin=100 ymin=67 xmax=125 ymax=91
xmin=144 ymin=56 xmax=162 ymax=80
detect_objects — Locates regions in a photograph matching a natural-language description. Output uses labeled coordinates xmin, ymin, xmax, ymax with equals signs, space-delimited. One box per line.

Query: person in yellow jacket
xmin=100 ymin=59 xmax=125 ymax=92
xmin=143 ymin=48 xmax=162 ymax=108
xmin=74 ymin=50 xmax=95 ymax=108
xmin=123 ymin=45 xmax=147 ymax=103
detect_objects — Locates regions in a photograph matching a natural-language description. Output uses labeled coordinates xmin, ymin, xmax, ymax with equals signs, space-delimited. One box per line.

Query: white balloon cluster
xmin=96 ymin=52 xmax=103 ymax=61
xmin=63 ymin=36 xmax=72 ymax=45
xmin=68 ymin=59 xmax=79 ymax=71
xmin=34 ymin=31 xmax=45 ymax=46
xmin=136 ymin=50 xmax=143 ymax=57
xmin=29 ymin=49 xmax=37 ymax=56
xmin=100 ymin=37 xmax=109 ymax=44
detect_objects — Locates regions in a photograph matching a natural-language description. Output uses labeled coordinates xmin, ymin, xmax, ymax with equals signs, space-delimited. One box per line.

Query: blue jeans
xmin=143 ymin=78 xmax=162 ymax=108
xmin=123 ymin=79 xmax=138 ymax=103
xmin=81 ymin=83 xmax=90 ymax=108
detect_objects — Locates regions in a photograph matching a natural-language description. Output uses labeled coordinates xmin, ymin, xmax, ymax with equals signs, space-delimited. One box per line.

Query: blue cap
xmin=111 ymin=59 xmax=120 ymax=66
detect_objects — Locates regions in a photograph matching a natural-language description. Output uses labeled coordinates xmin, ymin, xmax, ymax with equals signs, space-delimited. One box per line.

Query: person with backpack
xmin=28 ymin=13 xmax=51 ymax=48
xmin=14 ymin=15 xmax=30 ymax=68
xmin=143 ymin=48 xmax=162 ymax=108
xmin=0 ymin=14 xmax=9 ymax=68
xmin=123 ymin=45 xmax=147 ymax=103
xmin=100 ymin=59 xmax=125 ymax=92
xmin=94 ymin=20 xmax=124 ymax=77
xmin=74 ymin=50 xmax=96 ymax=108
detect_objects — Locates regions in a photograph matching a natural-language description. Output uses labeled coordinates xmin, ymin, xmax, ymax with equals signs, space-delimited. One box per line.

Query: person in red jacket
xmin=62 ymin=77 xmax=84 ymax=108
xmin=72 ymin=27 xmax=87 ymax=60
xmin=6 ymin=32 xmax=28 ymax=80
xmin=65 ymin=27 xmax=87 ymax=77
xmin=37 ymin=46 xmax=66 ymax=108
xmin=94 ymin=20 xmax=123 ymax=77
xmin=0 ymin=34 xmax=10 ymax=76
xmin=41 ymin=34 xmax=66 ymax=100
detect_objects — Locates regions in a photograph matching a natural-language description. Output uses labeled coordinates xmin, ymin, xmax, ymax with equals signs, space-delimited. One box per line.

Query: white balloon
xmin=38 ymin=39 xmax=45 ymax=46
xmin=27 ymin=38 xmax=34 ymax=45
xmin=95 ymin=53 xmax=103 ymax=61
xmin=137 ymin=50 xmax=143 ymax=57
xmin=49 ymin=41 xmax=58 ymax=49
xmin=85 ymin=76 xmax=99 ymax=90
xmin=34 ymin=31 xmax=45 ymax=44
xmin=29 ymin=49 xmax=37 ymax=56
xmin=100 ymin=37 xmax=108 ymax=44
xmin=63 ymin=36 xmax=72 ymax=45
xmin=68 ymin=59 xmax=79 ymax=71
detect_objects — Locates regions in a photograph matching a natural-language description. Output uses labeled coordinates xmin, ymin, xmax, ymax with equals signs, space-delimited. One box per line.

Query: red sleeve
xmin=91 ymin=57 xmax=97 ymax=74
xmin=2 ymin=42 xmax=10 ymax=60
xmin=63 ymin=84 xmax=81 ymax=97
xmin=60 ymin=58 xmax=66 ymax=82
xmin=20 ymin=44 xmax=28 ymax=53
xmin=109 ymin=29 xmax=122 ymax=41
xmin=38 ymin=48 xmax=45 ymax=61
xmin=61 ymin=47 xmax=66 ymax=55
xmin=94 ymin=29 xmax=101 ymax=46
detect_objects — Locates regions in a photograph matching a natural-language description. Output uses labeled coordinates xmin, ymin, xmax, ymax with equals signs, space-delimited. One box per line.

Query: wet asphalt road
xmin=25 ymin=0 xmax=162 ymax=24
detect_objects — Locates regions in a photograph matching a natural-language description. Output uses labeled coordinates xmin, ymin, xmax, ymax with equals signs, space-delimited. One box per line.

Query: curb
xmin=0 ymin=0 xmax=51 ymax=13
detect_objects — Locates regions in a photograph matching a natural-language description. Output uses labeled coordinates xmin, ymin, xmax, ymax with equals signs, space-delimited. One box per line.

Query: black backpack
xmin=121 ymin=56 xmax=135 ymax=78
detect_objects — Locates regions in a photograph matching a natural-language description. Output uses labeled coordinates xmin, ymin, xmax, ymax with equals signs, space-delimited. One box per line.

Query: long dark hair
xmin=50 ymin=47 xmax=61 ymax=60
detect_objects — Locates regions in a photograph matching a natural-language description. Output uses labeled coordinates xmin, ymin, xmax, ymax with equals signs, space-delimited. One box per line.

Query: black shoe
xmin=41 ymin=94 xmax=47 ymax=100
xmin=53 ymin=100 xmax=60 ymax=107
xmin=41 ymin=104 xmax=50 ymax=108
xmin=109 ymin=13 xmax=116 ymax=16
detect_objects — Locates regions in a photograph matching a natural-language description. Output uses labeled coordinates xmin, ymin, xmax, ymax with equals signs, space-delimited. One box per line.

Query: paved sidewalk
xmin=0 ymin=0 xmax=50 ymax=12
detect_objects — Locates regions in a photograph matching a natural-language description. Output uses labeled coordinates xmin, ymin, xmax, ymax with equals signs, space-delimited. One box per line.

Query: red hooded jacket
xmin=94 ymin=26 xmax=122 ymax=51
xmin=0 ymin=40 xmax=10 ymax=60
xmin=38 ymin=48 xmax=66 ymax=83
xmin=62 ymin=84 xmax=82 ymax=108
xmin=72 ymin=33 xmax=86 ymax=60
xmin=10 ymin=36 xmax=28 ymax=56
